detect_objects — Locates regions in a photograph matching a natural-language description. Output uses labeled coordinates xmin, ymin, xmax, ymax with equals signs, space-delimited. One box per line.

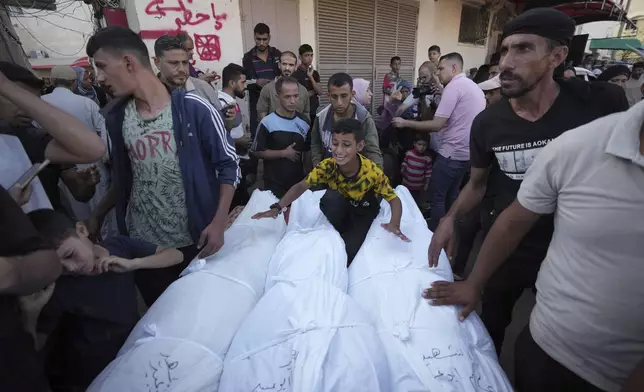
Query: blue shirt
xmin=46 ymin=236 xmax=156 ymax=326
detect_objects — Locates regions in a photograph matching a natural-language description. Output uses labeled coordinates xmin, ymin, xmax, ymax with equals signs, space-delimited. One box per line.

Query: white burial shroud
xmin=88 ymin=190 xmax=286 ymax=392
xmin=348 ymin=186 xmax=514 ymax=392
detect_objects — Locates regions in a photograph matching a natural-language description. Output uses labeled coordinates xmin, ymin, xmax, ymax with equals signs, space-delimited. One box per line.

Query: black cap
xmin=502 ymin=8 xmax=576 ymax=47
xmin=0 ymin=61 xmax=43 ymax=90
xmin=597 ymin=65 xmax=630 ymax=82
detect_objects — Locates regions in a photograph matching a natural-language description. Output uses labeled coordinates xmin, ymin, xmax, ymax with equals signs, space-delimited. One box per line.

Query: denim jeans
xmin=427 ymin=154 xmax=469 ymax=231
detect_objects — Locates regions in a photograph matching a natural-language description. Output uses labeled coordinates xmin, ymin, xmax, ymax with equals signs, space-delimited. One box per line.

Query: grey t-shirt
xmin=122 ymin=100 xmax=192 ymax=248
xmin=517 ymin=108 xmax=644 ymax=392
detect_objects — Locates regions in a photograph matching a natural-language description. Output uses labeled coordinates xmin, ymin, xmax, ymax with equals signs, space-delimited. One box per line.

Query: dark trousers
xmin=0 ymin=319 xmax=50 ymax=392
xmin=480 ymin=257 xmax=540 ymax=355
xmin=427 ymin=154 xmax=469 ymax=231
xmin=135 ymin=244 xmax=198 ymax=307
xmin=44 ymin=315 xmax=133 ymax=392
xmin=319 ymin=190 xmax=380 ymax=265
xmin=515 ymin=326 xmax=607 ymax=392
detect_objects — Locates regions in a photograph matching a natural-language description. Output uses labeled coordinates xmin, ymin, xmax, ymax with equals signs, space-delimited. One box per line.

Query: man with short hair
xmin=625 ymin=61 xmax=644 ymax=106
xmin=425 ymin=8 xmax=629 ymax=359
xmin=428 ymin=45 xmax=441 ymax=67
xmin=292 ymin=44 xmax=322 ymax=123
xmin=86 ymin=26 xmax=240 ymax=305
xmin=251 ymin=76 xmax=310 ymax=198
xmin=311 ymin=72 xmax=383 ymax=168
xmin=383 ymin=56 xmax=401 ymax=104
xmin=176 ymin=32 xmax=217 ymax=83
xmin=154 ymin=35 xmax=221 ymax=110
xmin=393 ymin=52 xmax=486 ymax=230
xmin=220 ymin=63 xmax=251 ymax=207
xmin=258 ymin=51 xmax=310 ymax=120
xmin=243 ymin=23 xmax=281 ymax=134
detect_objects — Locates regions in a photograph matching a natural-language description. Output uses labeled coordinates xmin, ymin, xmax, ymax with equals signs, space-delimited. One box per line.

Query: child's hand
xmin=381 ymin=223 xmax=411 ymax=242
xmin=96 ymin=256 xmax=135 ymax=274
xmin=252 ymin=208 xmax=280 ymax=220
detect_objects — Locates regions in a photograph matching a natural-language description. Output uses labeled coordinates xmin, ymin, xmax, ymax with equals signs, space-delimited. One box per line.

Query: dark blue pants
xmin=427 ymin=154 xmax=469 ymax=231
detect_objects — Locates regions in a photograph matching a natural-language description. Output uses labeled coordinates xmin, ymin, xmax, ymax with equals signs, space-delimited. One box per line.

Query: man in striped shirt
xmin=401 ymin=135 xmax=432 ymax=204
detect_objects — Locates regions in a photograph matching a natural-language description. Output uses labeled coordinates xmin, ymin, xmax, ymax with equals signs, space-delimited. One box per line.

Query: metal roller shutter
xmin=316 ymin=0 xmax=419 ymax=113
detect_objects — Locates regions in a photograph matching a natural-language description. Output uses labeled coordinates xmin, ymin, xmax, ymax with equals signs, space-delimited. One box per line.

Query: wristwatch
xmin=270 ymin=202 xmax=285 ymax=215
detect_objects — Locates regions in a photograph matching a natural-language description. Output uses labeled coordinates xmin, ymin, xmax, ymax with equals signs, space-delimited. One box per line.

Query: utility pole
xmin=0 ymin=4 xmax=30 ymax=67
xmin=617 ymin=0 xmax=633 ymax=38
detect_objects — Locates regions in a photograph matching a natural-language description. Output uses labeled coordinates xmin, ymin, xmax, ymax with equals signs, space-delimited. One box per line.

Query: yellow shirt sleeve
xmin=371 ymin=165 xmax=397 ymax=201
xmin=306 ymin=158 xmax=334 ymax=186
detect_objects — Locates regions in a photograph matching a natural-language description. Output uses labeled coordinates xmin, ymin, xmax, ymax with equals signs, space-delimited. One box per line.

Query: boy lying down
xmin=25 ymin=209 xmax=183 ymax=391
xmin=253 ymin=118 xmax=410 ymax=265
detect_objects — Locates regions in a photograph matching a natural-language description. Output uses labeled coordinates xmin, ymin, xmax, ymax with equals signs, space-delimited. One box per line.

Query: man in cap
xmin=478 ymin=75 xmax=502 ymax=107
xmin=424 ymin=7 xmax=628 ymax=366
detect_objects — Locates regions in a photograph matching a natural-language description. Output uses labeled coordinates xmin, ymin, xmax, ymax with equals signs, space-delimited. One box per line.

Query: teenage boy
xmin=85 ymin=27 xmax=239 ymax=305
xmin=252 ymin=76 xmax=310 ymax=198
xmin=28 ymin=208 xmax=183 ymax=390
xmin=220 ymin=63 xmax=252 ymax=207
xmin=428 ymin=45 xmax=441 ymax=67
xmin=253 ymin=118 xmax=408 ymax=263
xmin=383 ymin=56 xmax=401 ymax=104
xmin=292 ymin=44 xmax=322 ymax=123
xmin=311 ymin=72 xmax=383 ymax=168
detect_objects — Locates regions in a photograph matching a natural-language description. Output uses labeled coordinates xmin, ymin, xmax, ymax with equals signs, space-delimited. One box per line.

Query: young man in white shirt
xmin=219 ymin=62 xmax=252 ymax=207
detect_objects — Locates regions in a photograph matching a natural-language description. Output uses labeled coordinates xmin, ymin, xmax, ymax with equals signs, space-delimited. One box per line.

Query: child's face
xmin=331 ymin=132 xmax=364 ymax=166
xmin=414 ymin=140 xmax=427 ymax=154
xmin=56 ymin=223 xmax=99 ymax=275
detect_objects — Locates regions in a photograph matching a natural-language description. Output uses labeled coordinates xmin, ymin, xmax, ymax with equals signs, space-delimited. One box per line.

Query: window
xmin=458 ymin=4 xmax=491 ymax=46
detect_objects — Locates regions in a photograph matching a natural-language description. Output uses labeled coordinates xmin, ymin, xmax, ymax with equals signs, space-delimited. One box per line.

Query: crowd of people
xmin=0 ymin=6 xmax=643 ymax=392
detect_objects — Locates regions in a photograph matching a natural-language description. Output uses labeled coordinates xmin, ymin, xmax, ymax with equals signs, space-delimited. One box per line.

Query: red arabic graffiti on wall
xmin=141 ymin=0 xmax=228 ymax=62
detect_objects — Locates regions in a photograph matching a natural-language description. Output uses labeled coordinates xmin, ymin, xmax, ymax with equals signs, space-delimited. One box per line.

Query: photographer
xmin=392 ymin=61 xmax=442 ymax=153
xmin=377 ymin=62 xmax=441 ymax=185
xmin=392 ymin=53 xmax=486 ymax=230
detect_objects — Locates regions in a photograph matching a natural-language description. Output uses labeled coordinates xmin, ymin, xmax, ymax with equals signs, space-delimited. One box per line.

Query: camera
xmin=412 ymin=85 xmax=432 ymax=99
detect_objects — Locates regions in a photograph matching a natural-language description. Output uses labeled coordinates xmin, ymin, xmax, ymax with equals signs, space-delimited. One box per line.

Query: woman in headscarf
xmin=597 ymin=65 xmax=630 ymax=89
xmin=73 ymin=66 xmax=99 ymax=105
xmin=353 ymin=78 xmax=373 ymax=108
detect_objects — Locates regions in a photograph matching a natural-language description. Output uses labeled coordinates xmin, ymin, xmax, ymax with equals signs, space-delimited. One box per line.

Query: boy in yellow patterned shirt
xmin=254 ymin=118 xmax=409 ymax=264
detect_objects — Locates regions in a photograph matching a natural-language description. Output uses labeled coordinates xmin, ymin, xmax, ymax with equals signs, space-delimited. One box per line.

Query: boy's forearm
xmin=279 ymin=181 xmax=310 ymax=208
xmin=133 ymin=248 xmax=184 ymax=270
xmin=388 ymin=197 xmax=403 ymax=227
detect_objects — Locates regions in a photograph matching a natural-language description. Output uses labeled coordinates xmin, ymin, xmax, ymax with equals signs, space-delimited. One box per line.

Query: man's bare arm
xmin=445 ymin=167 xmax=489 ymax=220
xmin=0 ymin=252 xmax=61 ymax=296
xmin=467 ymin=201 xmax=540 ymax=291
xmin=0 ymin=74 xmax=106 ymax=164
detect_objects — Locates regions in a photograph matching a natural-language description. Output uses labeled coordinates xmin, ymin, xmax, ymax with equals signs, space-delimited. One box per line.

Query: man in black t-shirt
xmin=251 ymin=76 xmax=311 ymax=198
xmin=292 ymin=44 xmax=322 ymax=124
xmin=425 ymin=8 xmax=628 ymax=359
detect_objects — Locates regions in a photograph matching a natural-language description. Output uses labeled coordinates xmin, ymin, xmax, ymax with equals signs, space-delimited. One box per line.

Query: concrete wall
xmin=415 ymin=0 xmax=490 ymax=77
xmin=127 ymin=0 xmax=245 ymax=77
